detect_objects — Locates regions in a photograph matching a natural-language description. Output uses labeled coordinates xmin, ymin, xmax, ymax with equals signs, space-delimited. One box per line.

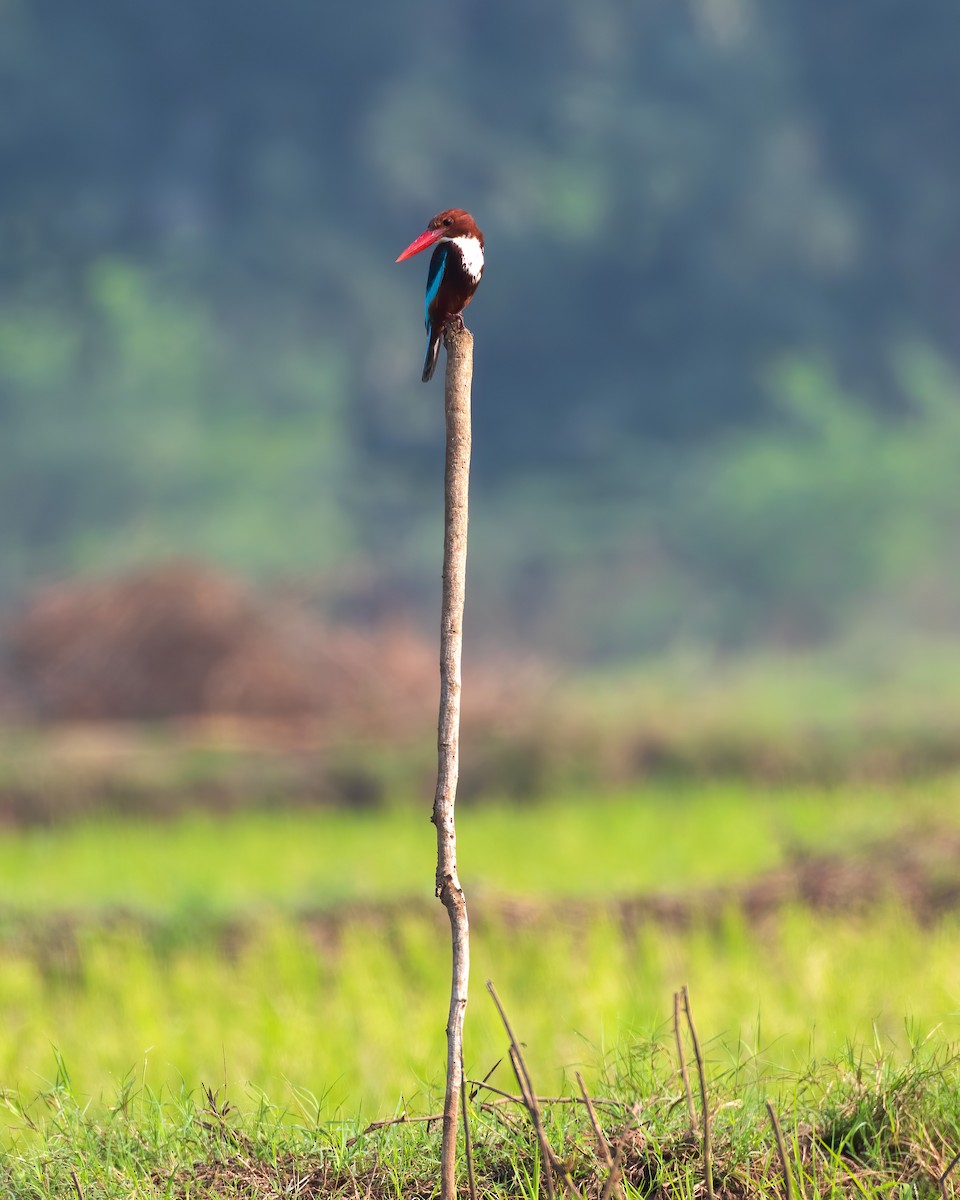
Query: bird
xmin=396 ymin=208 xmax=484 ymax=382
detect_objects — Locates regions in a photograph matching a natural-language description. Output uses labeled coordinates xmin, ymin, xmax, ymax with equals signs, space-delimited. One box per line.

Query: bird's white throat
xmin=446 ymin=234 xmax=484 ymax=282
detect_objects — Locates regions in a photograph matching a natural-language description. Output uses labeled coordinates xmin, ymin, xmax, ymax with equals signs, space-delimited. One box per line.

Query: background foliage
xmin=2 ymin=0 xmax=959 ymax=654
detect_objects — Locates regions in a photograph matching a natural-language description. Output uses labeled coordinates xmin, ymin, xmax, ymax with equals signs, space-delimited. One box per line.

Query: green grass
xmin=2 ymin=776 xmax=960 ymax=1194
xmin=2 ymin=905 xmax=960 ymax=1127
xmin=2 ymin=1020 xmax=959 ymax=1198
xmin=2 ymin=776 xmax=960 ymax=913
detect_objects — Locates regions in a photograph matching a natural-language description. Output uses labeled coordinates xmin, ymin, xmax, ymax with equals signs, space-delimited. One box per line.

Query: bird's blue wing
xmin=424 ymin=244 xmax=448 ymax=328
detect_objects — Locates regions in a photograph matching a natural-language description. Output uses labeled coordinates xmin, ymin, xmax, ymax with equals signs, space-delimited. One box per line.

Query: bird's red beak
xmin=396 ymin=227 xmax=444 ymax=262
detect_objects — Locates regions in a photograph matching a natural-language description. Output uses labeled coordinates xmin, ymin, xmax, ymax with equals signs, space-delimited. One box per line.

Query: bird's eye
xmin=442 ymin=217 xmax=453 ymax=226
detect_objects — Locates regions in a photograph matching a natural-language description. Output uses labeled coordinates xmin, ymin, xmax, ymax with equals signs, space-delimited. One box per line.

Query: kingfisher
xmin=396 ymin=208 xmax=485 ymax=382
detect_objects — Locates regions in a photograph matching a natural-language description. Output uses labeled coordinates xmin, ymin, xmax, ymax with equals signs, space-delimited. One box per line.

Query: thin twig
xmin=485 ymin=984 xmax=536 ymax=1109
xmin=461 ymin=1049 xmax=478 ymax=1200
xmin=599 ymin=1141 xmax=626 ymax=1200
xmin=682 ymin=985 xmax=715 ymax=1200
xmin=576 ymin=1072 xmax=613 ymax=1169
xmin=506 ymin=1044 xmax=558 ymax=1200
xmin=345 ymin=1111 xmax=444 ymax=1147
xmin=674 ymin=989 xmax=697 ymax=1132
xmin=489 ymin=980 xmax=581 ymax=1200
xmin=766 ymin=1100 xmax=794 ymax=1200
xmin=476 ymin=1100 xmax=527 ymax=1136
xmin=467 ymin=1057 xmax=503 ymax=1102
xmin=348 ymin=1167 xmax=364 ymax=1200
xmin=466 ymin=1079 xmax=526 ymax=1104
xmin=941 ymin=1147 xmax=960 ymax=1199
xmin=466 ymin=1079 xmax=625 ymax=1112
xmin=577 ymin=1071 xmax=627 ymax=1200
xmin=70 ymin=1171 xmax=85 ymax=1200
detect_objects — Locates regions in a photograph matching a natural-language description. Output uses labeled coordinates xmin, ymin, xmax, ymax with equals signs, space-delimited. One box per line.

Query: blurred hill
xmin=1 ymin=2 xmax=959 ymax=657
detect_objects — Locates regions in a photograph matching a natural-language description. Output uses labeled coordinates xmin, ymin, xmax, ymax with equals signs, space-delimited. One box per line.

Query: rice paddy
xmin=1 ymin=776 xmax=959 ymax=1126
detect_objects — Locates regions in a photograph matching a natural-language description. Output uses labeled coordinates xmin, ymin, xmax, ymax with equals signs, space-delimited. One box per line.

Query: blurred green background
xmin=3 ymin=1 xmax=960 ymax=657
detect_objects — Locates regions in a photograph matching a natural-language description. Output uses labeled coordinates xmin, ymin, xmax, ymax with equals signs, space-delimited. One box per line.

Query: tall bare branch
xmin=433 ymin=321 xmax=474 ymax=1200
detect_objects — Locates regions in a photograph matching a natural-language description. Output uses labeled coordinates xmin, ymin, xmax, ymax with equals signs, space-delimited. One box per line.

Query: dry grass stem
xmin=765 ymin=1100 xmax=794 ymax=1200
xmin=941 ymin=1147 xmax=960 ymax=1198
xmin=599 ymin=1141 xmax=627 ymax=1200
xmin=467 ymin=1058 xmax=504 ymax=1102
xmin=575 ymin=1069 xmax=628 ymax=1200
xmin=345 ymin=1112 xmax=444 ymax=1147
xmin=461 ymin=1049 xmax=478 ymax=1200
xmin=488 ymin=979 xmax=590 ymax=1200
xmin=682 ymin=984 xmax=715 ymax=1200
xmin=466 ymin=1080 xmax=623 ymax=1111
xmin=484 ymin=983 xmax=539 ymax=1115
xmin=507 ymin=1045 xmax=559 ymax=1200
xmin=576 ymin=1072 xmax=613 ymax=1169
xmin=674 ymin=988 xmax=697 ymax=1133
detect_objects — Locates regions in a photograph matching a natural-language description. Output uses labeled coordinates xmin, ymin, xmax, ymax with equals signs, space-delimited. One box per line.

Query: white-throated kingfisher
xmin=396 ymin=208 xmax=484 ymax=382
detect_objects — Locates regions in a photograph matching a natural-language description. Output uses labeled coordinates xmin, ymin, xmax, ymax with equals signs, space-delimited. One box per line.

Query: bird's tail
xmin=421 ymin=327 xmax=442 ymax=382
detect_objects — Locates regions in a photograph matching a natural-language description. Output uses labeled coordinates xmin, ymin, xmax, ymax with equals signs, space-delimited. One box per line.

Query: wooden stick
xmin=765 ymin=1100 xmax=794 ymax=1200
xmin=674 ymin=989 xmax=697 ymax=1133
xmin=434 ymin=320 xmax=474 ymax=1200
xmin=682 ymin=986 xmax=715 ymax=1200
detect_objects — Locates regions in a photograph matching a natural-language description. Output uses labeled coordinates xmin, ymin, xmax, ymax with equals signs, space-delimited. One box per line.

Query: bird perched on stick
xmin=396 ymin=208 xmax=484 ymax=382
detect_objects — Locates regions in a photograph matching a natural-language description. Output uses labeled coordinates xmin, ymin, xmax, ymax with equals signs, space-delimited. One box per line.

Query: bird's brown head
xmin=396 ymin=208 xmax=484 ymax=261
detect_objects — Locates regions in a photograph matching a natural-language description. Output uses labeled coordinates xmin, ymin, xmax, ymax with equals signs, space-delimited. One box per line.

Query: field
xmin=2 ymin=733 xmax=960 ymax=1196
